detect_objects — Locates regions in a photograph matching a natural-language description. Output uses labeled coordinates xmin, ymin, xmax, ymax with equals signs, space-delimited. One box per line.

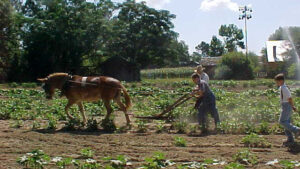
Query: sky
xmin=111 ymin=0 xmax=300 ymax=55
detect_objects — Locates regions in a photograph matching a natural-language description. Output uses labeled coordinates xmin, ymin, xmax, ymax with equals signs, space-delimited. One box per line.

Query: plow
xmin=135 ymin=92 xmax=194 ymax=120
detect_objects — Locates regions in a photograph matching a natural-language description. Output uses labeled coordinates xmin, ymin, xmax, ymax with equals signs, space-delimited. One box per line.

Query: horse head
xmin=38 ymin=73 xmax=71 ymax=99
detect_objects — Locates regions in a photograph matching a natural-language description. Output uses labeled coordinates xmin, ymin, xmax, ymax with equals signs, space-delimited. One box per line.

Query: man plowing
xmin=191 ymin=73 xmax=220 ymax=134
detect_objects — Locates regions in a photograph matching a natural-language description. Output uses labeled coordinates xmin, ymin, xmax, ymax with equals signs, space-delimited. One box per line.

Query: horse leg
xmin=103 ymin=100 xmax=113 ymax=120
xmin=77 ymin=102 xmax=87 ymax=125
xmin=114 ymin=96 xmax=131 ymax=125
xmin=65 ymin=100 xmax=75 ymax=120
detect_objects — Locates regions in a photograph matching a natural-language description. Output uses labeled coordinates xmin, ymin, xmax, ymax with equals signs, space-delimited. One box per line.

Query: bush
xmin=288 ymin=63 xmax=300 ymax=80
xmin=217 ymin=52 xmax=254 ymax=80
xmin=214 ymin=65 xmax=233 ymax=80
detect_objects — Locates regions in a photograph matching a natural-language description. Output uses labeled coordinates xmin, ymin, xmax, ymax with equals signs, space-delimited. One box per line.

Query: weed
xmin=137 ymin=120 xmax=148 ymax=133
xmin=173 ymin=121 xmax=187 ymax=134
xmin=17 ymin=150 xmax=50 ymax=168
xmin=242 ymin=133 xmax=271 ymax=148
xmin=103 ymin=155 xmax=132 ymax=169
xmin=101 ymin=118 xmax=117 ymax=133
xmin=174 ymin=136 xmax=187 ymax=147
xmin=86 ymin=118 xmax=98 ymax=131
xmin=224 ymin=162 xmax=245 ymax=169
xmin=142 ymin=152 xmax=174 ymax=169
xmin=80 ymin=148 xmax=94 ymax=159
xmin=233 ymin=149 xmax=258 ymax=166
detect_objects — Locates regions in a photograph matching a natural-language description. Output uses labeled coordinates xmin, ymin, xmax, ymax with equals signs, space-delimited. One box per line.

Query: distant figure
xmin=194 ymin=65 xmax=209 ymax=84
xmin=274 ymin=73 xmax=300 ymax=146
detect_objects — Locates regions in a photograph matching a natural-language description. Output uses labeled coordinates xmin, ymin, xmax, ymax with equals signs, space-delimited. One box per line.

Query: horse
xmin=37 ymin=73 xmax=132 ymax=125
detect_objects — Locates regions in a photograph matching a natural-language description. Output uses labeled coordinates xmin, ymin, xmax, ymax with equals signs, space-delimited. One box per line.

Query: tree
xmin=0 ymin=0 xmax=21 ymax=81
xmin=19 ymin=0 xmax=114 ymax=80
xmin=195 ymin=41 xmax=210 ymax=57
xmin=209 ymin=36 xmax=224 ymax=57
xmin=107 ymin=0 xmax=178 ymax=69
xmin=219 ymin=24 xmax=244 ymax=52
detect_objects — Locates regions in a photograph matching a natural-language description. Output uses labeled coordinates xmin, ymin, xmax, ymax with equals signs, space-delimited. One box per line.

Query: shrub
xmin=214 ymin=65 xmax=232 ymax=80
xmin=287 ymin=63 xmax=300 ymax=80
xmin=218 ymin=52 xmax=254 ymax=80
xmin=142 ymin=152 xmax=174 ymax=169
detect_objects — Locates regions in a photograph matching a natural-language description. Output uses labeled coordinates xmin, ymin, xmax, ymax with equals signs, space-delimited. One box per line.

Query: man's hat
xmin=194 ymin=65 xmax=205 ymax=73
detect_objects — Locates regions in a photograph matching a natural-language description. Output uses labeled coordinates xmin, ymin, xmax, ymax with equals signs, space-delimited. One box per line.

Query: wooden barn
xmin=100 ymin=57 xmax=140 ymax=82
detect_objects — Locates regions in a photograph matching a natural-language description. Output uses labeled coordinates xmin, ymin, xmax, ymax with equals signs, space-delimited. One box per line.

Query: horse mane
xmin=47 ymin=73 xmax=69 ymax=79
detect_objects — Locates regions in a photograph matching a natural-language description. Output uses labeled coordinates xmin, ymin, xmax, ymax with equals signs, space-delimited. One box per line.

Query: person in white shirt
xmin=274 ymin=73 xmax=300 ymax=146
xmin=194 ymin=65 xmax=209 ymax=84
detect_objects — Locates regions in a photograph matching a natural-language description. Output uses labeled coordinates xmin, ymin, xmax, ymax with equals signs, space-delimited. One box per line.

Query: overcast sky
xmin=111 ymin=0 xmax=300 ymax=55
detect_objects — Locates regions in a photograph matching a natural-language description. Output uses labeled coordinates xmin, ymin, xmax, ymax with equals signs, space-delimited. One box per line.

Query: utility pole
xmin=239 ymin=5 xmax=252 ymax=59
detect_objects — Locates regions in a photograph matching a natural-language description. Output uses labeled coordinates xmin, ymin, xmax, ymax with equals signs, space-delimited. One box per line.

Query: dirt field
xmin=1 ymin=118 xmax=300 ymax=169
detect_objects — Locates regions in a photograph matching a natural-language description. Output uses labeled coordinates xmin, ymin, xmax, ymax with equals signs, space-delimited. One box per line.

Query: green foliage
xmin=101 ymin=118 xmax=117 ymax=133
xmin=214 ymin=65 xmax=233 ymax=80
xmin=103 ymin=155 xmax=131 ymax=169
xmin=209 ymin=36 xmax=225 ymax=57
xmin=233 ymin=149 xmax=258 ymax=166
xmin=219 ymin=24 xmax=244 ymax=52
xmin=241 ymin=133 xmax=271 ymax=148
xmin=218 ymin=52 xmax=254 ymax=80
xmin=174 ymin=136 xmax=187 ymax=147
xmin=142 ymin=152 xmax=173 ymax=169
xmin=173 ymin=121 xmax=188 ymax=134
xmin=137 ymin=120 xmax=148 ymax=133
xmin=80 ymin=148 xmax=94 ymax=159
xmin=224 ymin=162 xmax=245 ymax=169
xmin=86 ymin=118 xmax=99 ymax=132
xmin=17 ymin=150 xmax=50 ymax=169
xmin=288 ymin=63 xmax=300 ymax=80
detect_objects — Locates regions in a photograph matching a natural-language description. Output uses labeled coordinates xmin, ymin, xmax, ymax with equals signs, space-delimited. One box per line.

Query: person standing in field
xmin=191 ymin=73 xmax=220 ymax=133
xmin=194 ymin=65 xmax=209 ymax=84
xmin=274 ymin=74 xmax=300 ymax=146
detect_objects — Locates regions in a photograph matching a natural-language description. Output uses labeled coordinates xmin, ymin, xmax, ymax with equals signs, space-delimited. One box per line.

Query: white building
xmin=266 ymin=40 xmax=292 ymax=62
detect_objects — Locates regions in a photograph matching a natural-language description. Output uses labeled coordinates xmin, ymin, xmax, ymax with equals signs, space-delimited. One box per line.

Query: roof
xmin=200 ymin=57 xmax=221 ymax=66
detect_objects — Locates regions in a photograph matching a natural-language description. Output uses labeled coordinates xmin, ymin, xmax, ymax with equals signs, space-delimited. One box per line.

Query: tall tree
xmin=0 ymin=0 xmax=20 ymax=81
xmin=219 ymin=24 xmax=244 ymax=52
xmin=209 ymin=36 xmax=224 ymax=57
xmin=107 ymin=0 xmax=178 ymax=68
xmin=20 ymin=0 xmax=114 ymax=79
xmin=195 ymin=41 xmax=210 ymax=57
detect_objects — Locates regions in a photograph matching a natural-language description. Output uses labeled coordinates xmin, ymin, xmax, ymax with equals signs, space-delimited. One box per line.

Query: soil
xmin=0 ymin=116 xmax=300 ymax=169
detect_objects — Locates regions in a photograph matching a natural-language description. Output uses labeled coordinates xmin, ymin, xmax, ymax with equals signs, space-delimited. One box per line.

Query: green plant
xmin=173 ymin=121 xmax=187 ymax=134
xmin=32 ymin=120 xmax=41 ymax=130
xmin=137 ymin=120 xmax=148 ymax=133
xmin=80 ymin=159 xmax=101 ymax=169
xmin=224 ymin=162 xmax=245 ymax=169
xmin=101 ymin=118 xmax=117 ymax=133
xmin=241 ymin=133 xmax=271 ymax=148
xmin=52 ymin=157 xmax=74 ymax=168
xmin=80 ymin=148 xmax=94 ymax=159
xmin=86 ymin=118 xmax=99 ymax=131
xmin=11 ymin=120 xmax=23 ymax=128
xmin=233 ymin=149 xmax=258 ymax=166
xmin=279 ymin=160 xmax=300 ymax=169
xmin=17 ymin=150 xmax=50 ymax=169
xmin=174 ymin=136 xmax=187 ymax=147
xmin=142 ymin=152 xmax=173 ymax=169
xmin=155 ymin=123 xmax=167 ymax=133
xmin=103 ymin=155 xmax=131 ymax=169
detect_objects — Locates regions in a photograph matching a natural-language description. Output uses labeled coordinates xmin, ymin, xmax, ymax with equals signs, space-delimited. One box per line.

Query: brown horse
xmin=37 ymin=73 xmax=131 ymax=125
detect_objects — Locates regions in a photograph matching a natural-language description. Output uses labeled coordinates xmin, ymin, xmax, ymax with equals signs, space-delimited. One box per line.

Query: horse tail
xmin=121 ymin=84 xmax=131 ymax=111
